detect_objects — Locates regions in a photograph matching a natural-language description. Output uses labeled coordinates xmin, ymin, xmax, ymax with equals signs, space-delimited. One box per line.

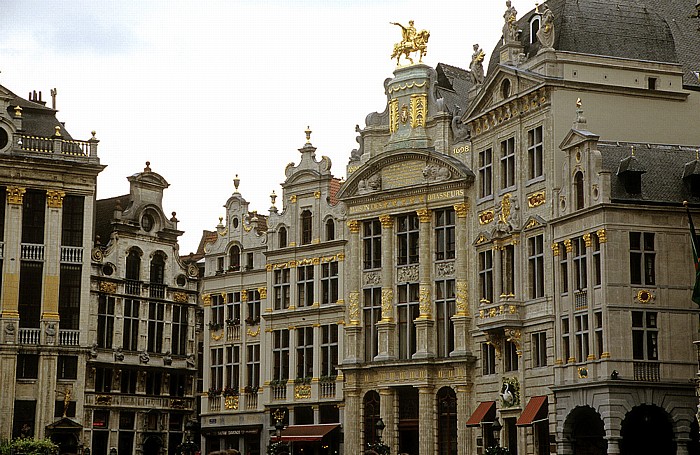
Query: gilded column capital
xmin=582 ymin=233 xmax=592 ymax=248
xmin=7 ymin=186 xmax=26 ymax=205
xmin=416 ymin=208 xmax=431 ymax=223
xmin=258 ymin=287 xmax=267 ymax=299
xmin=202 ymin=294 xmax=212 ymax=307
xmin=289 ymin=195 xmax=297 ymax=203
xmin=563 ymin=239 xmax=573 ymax=253
xmin=379 ymin=215 xmax=394 ymax=229
xmin=347 ymin=220 xmax=360 ymax=233
xmin=46 ymin=189 xmax=66 ymax=208
xmin=453 ymin=203 xmax=469 ymax=218
xmin=551 ymin=242 xmax=560 ymax=256
xmin=596 ymin=228 xmax=607 ymax=243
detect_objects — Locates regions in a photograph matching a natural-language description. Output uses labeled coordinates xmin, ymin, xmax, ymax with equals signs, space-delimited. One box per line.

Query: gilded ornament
xmin=258 ymin=287 xmax=267 ymax=299
xmin=95 ymin=395 xmax=112 ymax=406
xmin=578 ymin=367 xmax=588 ymax=379
xmin=241 ymin=291 xmax=248 ymax=302
xmin=211 ymin=330 xmax=224 ymax=341
xmin=347 ymin=220 xmax=360 ymax=233
xmin=453 ymin=203 xmax=469 ymax=218
xmin=224 ymin=395 xmax=239 ymax=410
xmin=418 ymin=285 xmax=431 ymax=318
xmin=410 ymin=94 xmax=427 ymax=128
xmin=314 ymin=191 xmax=321 ymax=199
xmin=455 ymin=281 xmax=469 ymax=316
xmin=46 ymin=190 xmax=65 ymax=208
xmin=295 ymin=384 xmax=312 ymax=399
xmin=498 ymin=193 xmax=512 ymax=224
xmin=564 ymin=239 xmax=573 ymax=253
xmin=381 ymin=288 xmax=394 ymax=321
xmin=266 ymin=264 xmax=274 ymax=272
xmin=475 ymin=234 xmax=488 ymax=245
xmin=527 ymin=191 xmax=546 ymax=208
xmin=388 ymin=81 xmax=427 ymax=93
xmin=416 ymin=208 xmax=430 ymax=223
xmin=479 ymin=210 xmax=494 ymax=225
xmin=7 ymin=187 xmax=26 ymax=205
xmin=597 ymin=229 xmax=607 ymax=243
xmin=379 ymin=215 xmax=393 ymax=229
xmin=289 ymin=195 xmax=297 ymax=203
xmin=389 ymin=99 xmax=399 ymax=133
xmin=173 ymin=292 xmax=187 ymax=303
xmin=390 ymin=20 xmax=430 ymax=65
xmin=336 ymin=252 xmax=345 ymax=261
xmin=348 ymin=291 xmax=360 ymax=325
xmin=202 ymin=294 xmax=212 ymax=307
xmin=400 ymin=105 xmax=409 ymax=124
xmin=551 ymin=243 xmax=560 ymax=256
xmin=582 ymin=233 xmax=592 ymax=247
xmin=525 ymin=218 xmax=540 ymax=230
xmin=636 ymin=289 xmax=654 ymax=304
xmin=99 ymin=281 xmax=117 ymax=294
xmin=247 ymin=327 xmax=261 ymax=337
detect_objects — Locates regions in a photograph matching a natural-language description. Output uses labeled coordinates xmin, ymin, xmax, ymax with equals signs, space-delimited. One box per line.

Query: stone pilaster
xmin=42 ymin=190 xmax=64 ymax=340
xmin=35 ymin=353 xmax=58 ymax=438
xmin=418 ymin=386 xmax=436 ymax=455
xmin=345 ymin=220 xmax=362 ymax=363
xmin=451 ymin=203 xmax=470 ymax=356
xmin=379 ymin=388 xmax=396 ymax=451
xmin=456 ymin=385 xmax=471 ymax=455
xmin=1 ymin=187 xmax=24 ymax=320
xmin=344 ymin=389 xmax=361 ymax=454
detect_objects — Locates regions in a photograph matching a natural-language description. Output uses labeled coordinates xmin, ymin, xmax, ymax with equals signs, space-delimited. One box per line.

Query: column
xmin=456 ymin=384 xmax=471 ymax=455
xmin=596 ymin=229 xmax=611 ymax=360
xmin=376 ymin=215 xmax=395 ymax=361
xmin=414 ymin=209 xmax=434 ymax=359
xmin=1 ymin=187 xmax=24 ymax=321
xmin=42 ymin=190 xmax=65 ymax=344
xmin=344 ymin=221 xmax=362 ymax=363
xmin=379 ymin=387 xmax=396 ymax=452
xmin=418 ymin=386 xmax=436 ymax=455
xmin=344 ymin=388 xmax=361 ymax=454
xmin=451 ymin=203 xmax=470 ymax=357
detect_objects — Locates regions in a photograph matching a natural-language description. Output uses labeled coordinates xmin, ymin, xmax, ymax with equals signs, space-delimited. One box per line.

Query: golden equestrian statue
xmin=390 ymin=20 xmax=430 ymax=65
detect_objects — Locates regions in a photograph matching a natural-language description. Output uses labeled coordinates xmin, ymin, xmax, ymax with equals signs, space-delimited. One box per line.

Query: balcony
xmin=574 ymin=290 xmax=588 ymax=311
xmin=320 ymin=381 xmax=336 ymax=399
xmin=15 ymin=133 xmax=97 ymax=160
xmin=21 ymin=243 xmax=44 ymax=261
xmin=476 ymin=300 xmax=522 ymax=331
xmin=149 ymin=283 xmax=166 ymax=299
xmin=125 ymin=280 xmax=141 ymax=296
xmin=59 ymin=329 xmax=80 ymax=346
xmin=226 ymin=324 xmax=241 ymax=342
xmin=244 ymin=391 xmax=258 ymax=410
xmin=19 ymin=328 xmax=40 ymax=345
xmin=60 ymin=246 xmax=83 ymax=264
xmin=271 ymin=384 xmax=287 ymax=401
xmin=633 ymin=361 xmax=660 ymax=382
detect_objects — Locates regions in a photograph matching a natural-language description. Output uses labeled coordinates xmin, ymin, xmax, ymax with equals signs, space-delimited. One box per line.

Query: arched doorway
xmin=143 ymin=435 xmax=163 ymax=454
xmin=620 ymin=404 xmax=675 ymax=455
xmin=563 ymin=406 xmax=606 ymax=455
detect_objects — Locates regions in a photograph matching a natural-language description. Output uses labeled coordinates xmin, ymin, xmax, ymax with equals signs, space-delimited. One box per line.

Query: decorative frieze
xmin=397 ymin=265 xmax=419 ymax=283
xmin=527 ymin=190 xmax=546 ymax=208
xmin=348 ymin=292 xmax=360 ymax=325
xmin=435 ymin=261 xmax=455 ymax=278
xmin=99 ymin=281 xmax=117 ymax=294
xmin=363 ymin=272 xmax=382 ymax=286
xmin=380 ymin=288 xmax=393 ymax=321
xmin=453 ymin=202 xmax=469 ymax=218
xmin=479 ymin=210 xmax=494 ymax=225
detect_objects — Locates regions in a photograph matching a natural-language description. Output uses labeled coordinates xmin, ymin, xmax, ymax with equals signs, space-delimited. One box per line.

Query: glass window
xmin=321 ymin=324 xmax=338 ymax=377
xmin=500 ymin=137 xmax=516 ymax=189
xmin=632 ymin=311 xmax=658 ymax=360
xmin=61 ymin=195 xmax=84 ymax=247
xmin=122 ymin=299 xmax=140 ymax=351
xmin=630 ymin=232 xmax=655 ymax=285
xmin=528 ymin=126 xmax=543 ymax=180
xmin=482 ymin=343 xmax=497 ymax=375
xmin=532 ymin=331 xmax=547 ymax=367
xmin=397 ymin=214 xmax=419 ymax=265
xmin=97 ymin=294 xmax=115 ymax=349
xmin=274 ymin=269 xmax=291 ymax=310
xmin=363 ymin=219 xmax=382 ymax=269
xmin=479 ymin=148 xmax=493 ymax=198
xmin=297 ymin=265 xmax=314 ymax=307
xmin=479 ymin=250 xmax=493 ymax=303
xmin=436 ymin=280 xmax=455 ymax=358
xmin=397 ymin=283 xmax=419 ymax=359
xmin=296 ymin=327 xmax=314 ymax=379
xmin=435 ymin=208 xmax=456 ymax=261
xmin=363 ymin=288 xmax=381 ymax=362
xmin=321 ymin=261 xmax=339 ymax=305
xmin=300 ymin=210 xmax=312 ymax=245
xmin=273 ymin=330 xmax=290 ymax=382
xmin=528 ymin=235 xmax=545 ymax=298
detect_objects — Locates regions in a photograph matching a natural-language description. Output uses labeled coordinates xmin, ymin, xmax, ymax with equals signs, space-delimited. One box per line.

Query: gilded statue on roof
xmin=390 ymin=20 xmax=430 ymax=65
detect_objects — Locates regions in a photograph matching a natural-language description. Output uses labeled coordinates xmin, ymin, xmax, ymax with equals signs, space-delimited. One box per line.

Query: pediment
xmin=522 ymin=215 xmax=547 ymax=231
xmin=559 ymin=128 xmax=600 ymax=151
xmin=46 ymin=417 xmax=83 ymax=430
xmin=465 ymin=67 xmax=544 ymax=122
xmin=473 ymin=231 xmax=492 ymax=246
xmin=336 ymin=149 xmax=474 ymax=200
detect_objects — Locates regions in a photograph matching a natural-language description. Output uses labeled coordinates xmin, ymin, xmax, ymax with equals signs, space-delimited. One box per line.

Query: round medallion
xmin=141 ymin=213 xmax=154 ymax=232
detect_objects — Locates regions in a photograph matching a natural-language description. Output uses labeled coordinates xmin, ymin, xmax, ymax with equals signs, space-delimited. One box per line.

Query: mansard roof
xmin=2 ymin=85 xmax=75 ymax=138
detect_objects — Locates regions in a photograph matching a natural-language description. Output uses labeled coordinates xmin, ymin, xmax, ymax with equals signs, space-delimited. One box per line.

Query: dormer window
xmin=617 ymin=152 xmax=646 ymax=195
xmin=301 ymin=210 xmax=312 ymax=245
xmin=325 ymin=218 xmax=335 ymax=241
xmin=647 ymin=77 xmax=657 ymax=90
xmin=229 ymin=245 xmax=241 ymax=271
xmin=278 ymin=227 xmax=288 ymax=248
xmin=126 ymin=249 xmax=141 ymax=281
xmin=530 ymin=16 xmax=541 ymax=44
xmin=501 ymin=78 xmax=512 ymax=99
xmin=574 ymin=172 xmax=585 ymax=210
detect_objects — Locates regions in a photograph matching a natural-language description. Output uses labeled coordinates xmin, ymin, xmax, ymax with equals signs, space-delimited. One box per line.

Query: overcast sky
xmin=1 ymin=0 xmax=538 ymax=254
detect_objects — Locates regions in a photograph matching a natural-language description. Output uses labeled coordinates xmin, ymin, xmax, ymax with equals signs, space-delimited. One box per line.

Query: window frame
xmin=500 ymin=137 xmax=516 ymax=190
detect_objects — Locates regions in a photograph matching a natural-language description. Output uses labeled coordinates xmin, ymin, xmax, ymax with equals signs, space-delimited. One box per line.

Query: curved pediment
xmin=337 ymin=149 xmax=474 ymax=200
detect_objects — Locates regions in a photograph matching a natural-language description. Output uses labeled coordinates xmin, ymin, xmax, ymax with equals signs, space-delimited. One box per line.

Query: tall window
xmin=363 ymin=288 xmax=381 ymax=361
xmin=504 ymin=341 xmax=519 ymax=372
xmin=437 ymin=387 xmax=458 ymax=455
xmin=594 ymin=311 xmax=604 ymax=358
xmin=321 ymin=324 xmax=338 ymax=377
xmin=273 ymin=329 xmax=290 ymax=382
xmin=120 ymin=369 xmax=137 ymax=394
xmin=479 ymin=148 xmax=493 ymax=198
xmin=574 ymin=172 xmax=584 ymax=210
xmin=435 ymin=208 xmax=455 ymax=260
xmin=500 ymin=137 xmax=516 ymax=189
xmin=171 ymin=305 xmax=188 ymax=356
xmin=297 ymin=265 xmax=314 ymax=307
xmin=145 ymin=371 xmax=162 ymax=395
xmin=19 ymin=262 xmax=42 ymax=328
xmin=532 ymin=331 xmax=547 ymax=367
xmin=147 ymin=302 xmax=165 ymax=353
xmin=559 ymin=242 xmax=569 ymax=295
xmin=16 ymin=354 xmax=39 ymax=379
xmin=125 ymin=249 xmax=141 ymax=282
xmin=296 ymin=327 xmax=314 ymax=379
xmin=22 ymin=189 xmax=45 ymax=244
xmin=94 ymin=367 xmax=113 ymax=393
xmin=229 ymin=245 xmax=240 ymax=271
xmin=61 ymin=195 xmax=84 ymax=246
xmin=528 ymin=126 xmax=543 ymax=180
xmin=501 ymin=244 xmax=514 ymax=297
xmin=575 ymin=314 xmax=589 ymax=361
xmin=227 ymin=292 xmax=241 ymax=324
xmin=210 ymin=348 xmax=223 ymax=390
xmin=397 ymin=214 xmax=419 ymax=265
xmin=246 ymin=289 xmax=261 ymax=323
xmin=397 ymin=283 xmax=419 ymax=359
xmin=325 ymin=218 xmax=335 ymax=241
xmin=59 ymin=264 xmax=81 ymax=329
xmin=274 ymin=269 xmax=291 ymax=310
xmin=169 ymin=372 xmax=187 ymax=397
xmin=97 ymin=295 xmax=115 ymax=349
xmin=123 ymin=299 xmax=140 ymax=351
xmin=300 ymin=210 xmax=312 ymax=245
xmin=149 ymin=253 xmax=165 ymax=284
xmin=57 ymin=355 xmax=78 ymax=380
xmin=363 ymin=219 xmax=382 ymax=269
xmin=226 ymin=346 xmax=240 ymax=390
xmin=436 ymin=280 xmax=455 ymax=358
xmin=278 ymin=226 xmax=288 ymax=248
xmin=246 ymin=344 xmax=260 ymax=388
xmin=573 ymin=237 xmax=587 ymax=291
xmin=479 ymin=250 xmax=494 ymax=303
xmin=562 ymin=317 xmax=571 ymax=362
xmin=630 ymin=232 xmax=655 ymax=285
xmin=632 ymin=311 xmax=658 ymax=360
xmin=363 ymin=391 xmax=381 ymax=447
xmin=592 ymin=234 xmax=601 ymax=287
xmin=321 ymin=261 xmax=339 ymax=305
xmin=482 ymin=343 xmax=497 ymax=375
xmin=528 ymin=235 xmax=545 ymax=298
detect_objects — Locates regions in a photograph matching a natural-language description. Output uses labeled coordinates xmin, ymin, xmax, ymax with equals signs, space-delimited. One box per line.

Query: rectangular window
xmin=479 ymin=148 xmax=493 ymax=198
xmin=528 ymin=126 xmax=543 ymax=180
xmin=630 ymin=232 xmax=655 ymax=285
xmin=504 ymin=340 xmax=519 ymax=372
xmin=61 ymin=195 xmax=84 ymax=247
xmin=575 ymin=314 xmax=589 ymax=362
xmin=321 ymin=324 xmax=339 ymax=377
xmin=397 ymin=214 xmax=419 ymax=265
xmin=58 ymin=264 xmax=81 ymax=329
xmin=479 ymin=250 xmax=494 ymax=303
xmin=0 ymin=186 xmax=5 ymax=242
xmin=169 ymin=372 xmax=187 ymax=397
xmin=592 ymin=234 xmax=601 ymax=287
xmin=528 ymin=235 xmax=545 ymax=298
xmin=19 ymin=261 xmax=42 ymax=328
xmin=500 ymin=137 xmax=516 ymax=189
xmin=16 ymin=354 xmax=39 ymax=379
xmin=122 ymin=299 xmax=140 ymax=351
xmin=246 ymin=289 xmax=261 ymax=323
xmin=632 ymin=311 xmax=658 ymax=360
xmin=363 ymin=219 xmax=382 ymax=269
xmin=435 ymin=208 xmax=456 ymax=260
xmin=562 ymin=318 xmax=571 ymax=362
xmin=171 ymin=305 xmax=188 ymax=356
xmin=573 ymin=237 xmax=587 ymax=291
xmin=210 ymin=347 xmax=223 ymax=390
xmin=97 ymin=295 xmax=115 ymax=349
xmin=120 ymin=369 xmax=137 ymax=394
xmin=57 ymin=355 xmax=78 ymax=380
xmin=274 ymin=269 xmax=291 ymax=310
xmin=296 ymin=327 xmax=314 ymax=379
xmin=436 ymin=279 xmax=455 ymax=358
xmin=301 ymin=210 xmax=313 ymax=245
xmin=246 ymin=252 xmax=254 ymax=270
xmin=482 ymin=343 xmax=496 ymax=375
xmin=273 ymin=329 xmax=290 ymax=381
xmin=246 ymin=344 xmax=260 ymax=388
xmin=501 ymin=244 xmax=514 ymax=297
xmin=145 ymin=371 xmax=162 ymax=395
xmin=225 ymin=346 xmax=240 ymax=390
xmin=594 ymin=311 xmax=604 ymax=358
xmin=532 ymin=331 xmax=547 ymax=367
xmin=147 ymin=302 xmax=164 ymax=353
xmin=560 ymin=242 xmax=569 ymax=295
xmin=22 ymin=189 xmax=45 ymax=244
xmin=321 ymin=261 xmax=339 ymax=305
xmin=363 ymin=287 xmax=381 ymax=362
xmin=297 ymin=265 xmax=314 ymax=307
xmin=227 ymin=292 xmax=241 ymax=323
xmin=211 ymin=293 xmax=225 ymax=326
xmin=397 ymin=283 xmax=419 ymax=359
xmin=94 ymin=367 xmax=112 ymax=393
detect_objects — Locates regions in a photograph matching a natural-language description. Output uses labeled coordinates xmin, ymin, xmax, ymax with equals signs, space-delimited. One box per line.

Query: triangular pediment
xmin=336 ymin=149 xmax=474 ymax=200
xmin=522 ymin=215 xmax=547 ymax=231
xmin=559 ymin=128 xmax=600 ymax=151
xmin=473 ymin=231 xmax=492 ymax=246
xmin=46 ymin=417 xmax=83 ymax=430
xmin=465 ymin=67 xmax=545 ymax=122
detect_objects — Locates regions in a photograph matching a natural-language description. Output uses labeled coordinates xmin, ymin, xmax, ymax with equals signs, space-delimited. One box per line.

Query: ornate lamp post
xmin=366 ymin=417 xmax=389 ymax=455
xmin=268 ymin=408 xmax=289 ymax=455
xmin=485 ymin=417 xmax=509 ymax=455
xmin=177 ymin=419 xmax=200 ymax=455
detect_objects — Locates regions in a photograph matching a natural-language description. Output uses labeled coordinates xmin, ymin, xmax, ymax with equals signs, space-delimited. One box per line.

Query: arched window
xmin=437 ymin=387 xmax=458 ymax=455
xmin=229 ymin=245 xmax=240 ymax=271
xmin=126 ymin=249 xmax=141 ymax=281
xmin=363 ymin=391 xmax=381 ymax=448
xmin=325 ymin=218 xmax=335 ymax=241
xmin=150 ymin=252 xmax=165 ymax=284
xmin=301 ymin=210 xmax=312 ymax=245
xmin=278 ymin=227 xmax=288 ymax=248
xmin=574 ymin=171 xmax=584 ymax=210
xmin=530 ymin=16 xmax=541 ymax=44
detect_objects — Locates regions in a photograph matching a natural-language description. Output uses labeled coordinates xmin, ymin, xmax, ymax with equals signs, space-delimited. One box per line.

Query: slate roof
xmin=94 ymin=195 xmax=130 ymax=246
xmin=487 ymin=0 xmax=699 ymax=89
xmin=436 ymin=63 xmax=474 ymax=112
xmin=2 ymin=85 xmax=75 ymax=139
xmin=598 ymin=141 xmax=700 ymax=204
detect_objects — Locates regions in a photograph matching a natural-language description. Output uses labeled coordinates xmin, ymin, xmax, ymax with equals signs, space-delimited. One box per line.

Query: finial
xmin=218 ymin=216 xmax=223 ymax=226
xmin=305 ymin=126 xmax=312 ymax=144
xmin=535 ymin=2 xmax=540 ymax=13
xmin=13 ymin=105 xmax=22 ymax=118
xmin=144 ymin=161 xmax=151 ymax=172
xmin=270 ymin=190 xmax=277 ymax=206
xmin=233 ymin=174 xmax=240 ymax=192
xmin=631 ymin=145 xmax=635 ymax=157
xmin=91 ymin=130 xmax=96 ymax=138
xmin=576 ymin=98 xmax=582 ymax=108
xmin=170 ymin=212 xmax=178 ymax=222
xmin=54 ymin=125 xmax=61 ymax=137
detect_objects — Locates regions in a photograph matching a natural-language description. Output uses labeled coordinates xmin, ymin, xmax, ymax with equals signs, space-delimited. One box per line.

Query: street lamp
xmin=109 ymin=448 xmax=117 ymax=455
xmin=177 ymin=419 xmax=200 ymax=455
xmin=491 ymin=417 xmax=502 ymax=448
xmin=375 ymin=417 xmax=385 ymax=442
xmin=270 ymin=408 xmax=289 ymax=455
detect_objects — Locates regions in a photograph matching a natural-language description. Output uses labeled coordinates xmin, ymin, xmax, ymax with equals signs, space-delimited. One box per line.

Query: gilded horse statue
xmin=390 ymin=21 xmax=430 ymax=65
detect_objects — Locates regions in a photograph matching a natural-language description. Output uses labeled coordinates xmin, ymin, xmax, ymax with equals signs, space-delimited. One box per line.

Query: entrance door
xmin=620 ymin=404 xmax=675 ymax=455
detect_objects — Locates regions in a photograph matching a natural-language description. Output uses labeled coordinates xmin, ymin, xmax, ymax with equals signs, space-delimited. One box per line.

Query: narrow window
xmin=560 ymin=242 xmax=569 ymax=295
xmin=363 ymin=219 xmax=382 ymax=269
xmin=61 ymin=195 xmax=84 ymax=247
xmin=500 ymin=137 xmax=516 ymax=189
xmin=274 ymin=269 xmax=291 ymax=310
xmin=97 ymin=295 xmax=115 ymax=349
xmin=397 ymin=213 xmax=419 ymax=265
xmin=22 ymin=190 xmax=45 ymax=244
xmin=562 ymin=318 xmax=571 ymax=362
xmin=297 ymin=265 xmax=314 ymax=307
xmin=296 ymin=327 xmax=314 ymax=379
xmin=594 ymin=311 xmax=604 ymax=358
xmin=436 ymin=279 xmax=456 ymax=357
xmin=575 ymin=314 xmax=589 ymax=361
xmin=528 ymin=235 xmax=545 ymax=298
xmin=397 ymin=283 xmax=420 ymax=359
xmin=246 ymin=289 xmax=261 ymax=324
xmin=632 ymin=311 xmax=658 ymax=360
xmin=300 ymin=210 xmax=312 ymax=245
xmin=147 ymin=302 xmax=165 ymax=353
xmin=325 ymin=218 xmax=335 ymax=241
xmin=229 ymin=245 xmax=240 ymax=271
xmin=479 ymin=149 xmax=493 ymax=198
xmin=225 ymin=346 xmax=240 ymax=391
xmin=573 ymin=237 xmax=587 ymax=291
xmin=501 ymin=244 xmax=514 ymax=297
xmin=321 ymin=324 xmax=339 ymax=377
xmin=171 ymin=305 xmax=188 ymax=356
xmin=528 ymin=126 xmax=543 ymax=180
xmin=278 ymin=227 xmax=288 ymax=248
xmin=435 ymin=208 xmax=456 ymax=261
xmin=592 ymin=233 xmax=601 ymax=287
xmin=504 ymin=340 xmax=519 ymax=372
xmin=479 ymin=250 xmax=494 ymax=303
xmin=122 ymin=299 xmax=140 ymax=351
xmin=532 ymin=331 xmax=547 ymax=367
xmin=363 ymin=288 xmax=381 ymax=361
xmin=629 ymin=232 xmax=655 ymax=285
xmin=574 ymin=172 xmax=584 ymax=210
xmin=210 ymin=348 xmax=223 ymax=391
xmin=321 ymin=261 xmax=339 ymax=305
xmin=272 ymin=329 xmax=290 ymax=382
xmin=482 ymin=342 xmax=497 ymax=375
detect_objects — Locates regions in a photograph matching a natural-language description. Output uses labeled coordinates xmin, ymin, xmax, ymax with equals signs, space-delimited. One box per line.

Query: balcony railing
xmin=227 ymin=325 xmax=241 ymax=342
xmin=125 ymin=280 xmax=141 ymax=296
xmin=633 ymin=361 xmax=660 ymax=382
xmin=320 ymin=381 xmax=336 ymax=398
xmin=208 ymin=396 xmax=221 ymax=412
xmin=476 ymin=300 xmax=522 ymax=331
xmin=271 ymin=384 xmax=287 ymax=401
xmin=60 ymin=246 xmax=83 ymax=264
xmin=245 ymin=391 xmax=258 ymax=410
xmin=149 ymin=283 xmax=166 ymax=299
xmin=16 ymin=134 xmax=95 ymax=157
xmin=21 ymin=243 xmax=44 ymax=261
xmin=59 ymin=329 xmax=80 ymax=346
xmin=19 ymin=328 xmax=40 ymax=345
xmin=574 ymin=290 xmax=588 ymax=311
